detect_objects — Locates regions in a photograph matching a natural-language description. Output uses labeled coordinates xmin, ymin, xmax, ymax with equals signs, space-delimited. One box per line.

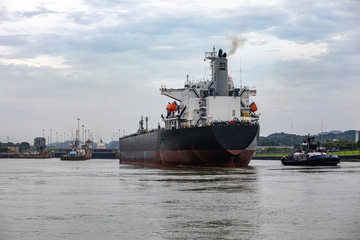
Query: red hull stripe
xmin=119 ymin=150 xmax=255 ymax=167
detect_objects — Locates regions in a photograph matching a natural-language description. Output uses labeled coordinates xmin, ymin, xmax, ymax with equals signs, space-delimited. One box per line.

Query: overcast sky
xmin=1 ymin=0 xmax=359 ymax=144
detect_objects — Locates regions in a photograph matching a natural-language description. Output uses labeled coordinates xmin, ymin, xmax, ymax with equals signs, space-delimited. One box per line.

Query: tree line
xmin=321 ymin=139 xmax=360 ymax=151
xmin=259 ymin=130 xmax=360 ymax=152
xmin=0 ymin=142 xmax=31 ymax=153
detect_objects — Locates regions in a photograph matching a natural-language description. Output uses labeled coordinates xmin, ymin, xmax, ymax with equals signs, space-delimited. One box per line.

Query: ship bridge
xmin=160 ymin=47 xmax=259 ymax=130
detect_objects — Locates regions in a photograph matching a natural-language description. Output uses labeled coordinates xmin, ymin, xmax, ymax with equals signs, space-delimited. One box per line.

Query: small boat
xmin=281 ymin=135 xmax=340 ymax=166
xmin=61 ymin=149 xmax=91 ymax=161
xmin=61 ymin=122 xmax=91 ymax=161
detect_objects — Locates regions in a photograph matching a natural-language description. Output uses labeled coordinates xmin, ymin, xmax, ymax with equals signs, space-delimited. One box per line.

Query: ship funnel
xmin=212 ymin=49 xmax=228 ymax=96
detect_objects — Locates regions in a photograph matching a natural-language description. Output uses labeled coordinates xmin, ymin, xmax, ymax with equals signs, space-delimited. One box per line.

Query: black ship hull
xmin=119 ymin=124 xmax=259 ymax=167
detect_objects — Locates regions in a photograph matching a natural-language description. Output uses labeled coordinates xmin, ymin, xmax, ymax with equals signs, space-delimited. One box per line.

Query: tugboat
xmin=60 ymin=147 xmax=91 ymax=161
xmin=61 ymin=119 xmax=91 ymax=161
xmin=119 ymin=47 xmax=260 ymax=167
xmin=281 ymin=135 xmax=340 ymax=166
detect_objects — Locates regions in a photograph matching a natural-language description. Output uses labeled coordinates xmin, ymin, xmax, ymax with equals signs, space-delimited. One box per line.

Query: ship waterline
xmin=120 ymin=124 xmax=259 ymax=167
xmin=120 ymin=149 xmax=256 ymax=167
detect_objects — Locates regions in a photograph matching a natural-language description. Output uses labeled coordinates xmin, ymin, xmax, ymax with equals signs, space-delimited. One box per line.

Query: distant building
xmin=34 ymin=137 xmax=46 ymax=154
xmin=5 ymin=144 xmax=20 ymax=153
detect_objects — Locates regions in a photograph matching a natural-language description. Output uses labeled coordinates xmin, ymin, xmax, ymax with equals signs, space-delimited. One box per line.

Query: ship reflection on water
xmin=115 ymin=164 xmax=258 ymax=239
xmin=1 ymin=159 xmax=359 ymax=240
xmin=147 ymin=167 xmax=261 ymax=239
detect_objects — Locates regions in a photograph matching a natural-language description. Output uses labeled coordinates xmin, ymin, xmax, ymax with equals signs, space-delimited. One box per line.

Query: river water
xmin=0 ymin=158 xmax=359 ymax=240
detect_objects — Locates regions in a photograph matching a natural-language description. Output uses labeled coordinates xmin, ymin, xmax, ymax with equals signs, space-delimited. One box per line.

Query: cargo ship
xmin=119 ymin=47 xmax=260 ymax=167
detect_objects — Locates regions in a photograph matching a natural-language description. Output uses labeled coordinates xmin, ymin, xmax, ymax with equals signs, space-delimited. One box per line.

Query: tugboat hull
xmin=61 ymin=155 xmax=91 ymax=161
xmin=281 ymin=154 xmax=340 ymax=166
xmin=119 ymin=124 xmax=259 ymax=167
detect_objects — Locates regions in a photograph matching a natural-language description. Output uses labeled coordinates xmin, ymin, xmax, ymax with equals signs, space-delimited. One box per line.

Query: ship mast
xmin=76 ymin=118 xmax=80 ymax=150
xmin=205 ymin=46 xmax=216 ymax=88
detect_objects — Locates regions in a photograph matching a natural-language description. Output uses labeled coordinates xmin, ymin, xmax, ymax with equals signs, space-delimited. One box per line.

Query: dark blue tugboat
xmin=281 ymin=135 xmax=340 ymax=166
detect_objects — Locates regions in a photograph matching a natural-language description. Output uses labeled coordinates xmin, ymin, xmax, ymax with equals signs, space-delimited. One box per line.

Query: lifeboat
xmin=250 ymin=102 xmax=257 ymax=111
xmin=166 ymin=102 xmax=177 ymax=112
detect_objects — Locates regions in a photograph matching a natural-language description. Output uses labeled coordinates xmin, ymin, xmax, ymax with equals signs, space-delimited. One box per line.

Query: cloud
xmin=0 ymin=54 xmax=69 ymax=68
xmin=0 ymin=0 xmax=359 ymax=143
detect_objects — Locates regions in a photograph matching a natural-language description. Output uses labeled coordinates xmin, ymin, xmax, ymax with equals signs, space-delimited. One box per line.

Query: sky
xmin=1 ymin=0 xmax=359 ymax=144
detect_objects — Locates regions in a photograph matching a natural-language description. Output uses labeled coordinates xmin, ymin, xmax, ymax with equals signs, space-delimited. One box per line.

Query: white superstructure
xmin=161 ymin=47 xmax=259 ymax=130
xmin=97 ymin=139 xmax=106 ymax=149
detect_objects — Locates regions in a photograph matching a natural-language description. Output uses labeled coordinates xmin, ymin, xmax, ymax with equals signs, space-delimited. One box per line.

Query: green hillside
xmin=259 ymin=130 xmax=358 ymax=147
